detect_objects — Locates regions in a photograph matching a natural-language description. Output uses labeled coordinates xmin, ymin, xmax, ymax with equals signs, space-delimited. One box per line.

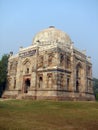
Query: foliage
xmin=0 ymin=54 xmax=9 ymax=97
xmin=0 ymin=100 xmax=98 ymax=130
xmin=95 ymin=93 xmax=98 ymax=101
xmin=93 ymin=78 xmax=98 ymax=101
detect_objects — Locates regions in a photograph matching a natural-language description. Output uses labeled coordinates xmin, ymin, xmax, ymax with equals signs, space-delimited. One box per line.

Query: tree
xmin=93 ymin=78 xmax=98 ymax=101
xmin=0 ymin=54 xmax=9 ymax=97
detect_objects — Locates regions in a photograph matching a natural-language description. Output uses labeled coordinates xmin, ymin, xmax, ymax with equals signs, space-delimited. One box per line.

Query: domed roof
xmin=32 ymin=26 xmax=71 ymax=46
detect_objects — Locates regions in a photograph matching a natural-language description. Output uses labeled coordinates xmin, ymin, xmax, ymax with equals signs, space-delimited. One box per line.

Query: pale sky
xmin=0 ymin=0 xmax=98 ymax=78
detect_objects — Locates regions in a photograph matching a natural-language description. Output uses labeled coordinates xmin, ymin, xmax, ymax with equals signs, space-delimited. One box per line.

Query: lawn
xmin=0 ymin=100 xmax=98 ymax=130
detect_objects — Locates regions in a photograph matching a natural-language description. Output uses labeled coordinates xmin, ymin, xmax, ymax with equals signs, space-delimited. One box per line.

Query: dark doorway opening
xmin=39 ymin=77 xmax=43 ymax=88
xmin=67 ymin=78 xmax=70 ymax=90
xmin=76 ymin=80 xmax=79 ymax=92
xmin=24 ymin=78 xmax=30 ymax=93
xmin=76 ymin=63 xmax=82 ymax=92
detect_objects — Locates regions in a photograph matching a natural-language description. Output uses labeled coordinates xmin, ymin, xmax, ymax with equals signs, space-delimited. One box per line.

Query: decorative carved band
xmin=19 ymin=50 xmax=36 ymax=58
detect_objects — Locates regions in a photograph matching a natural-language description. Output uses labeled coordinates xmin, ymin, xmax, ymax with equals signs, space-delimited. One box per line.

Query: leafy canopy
xmin=0 ymin=54 xmax=9 ymax=96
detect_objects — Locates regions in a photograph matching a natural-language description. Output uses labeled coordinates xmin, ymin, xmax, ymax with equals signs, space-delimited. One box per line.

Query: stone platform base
xmin=2 ymin=90 xmax=95 ymax=101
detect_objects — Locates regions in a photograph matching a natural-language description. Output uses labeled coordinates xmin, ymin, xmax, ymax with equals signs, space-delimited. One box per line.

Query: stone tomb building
xmin=3 ymin=26 xmax=95 ymax=100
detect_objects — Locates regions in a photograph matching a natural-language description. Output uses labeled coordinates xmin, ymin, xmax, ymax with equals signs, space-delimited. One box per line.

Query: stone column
xmin=70 ymin=50 xmax=75 ymax=92
xmin=16 ymin=57 xmax=23 ymax=91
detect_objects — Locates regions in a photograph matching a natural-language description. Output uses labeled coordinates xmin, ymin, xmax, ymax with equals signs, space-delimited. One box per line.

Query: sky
xmin=0 ymin=0 xmax=98 ymax=78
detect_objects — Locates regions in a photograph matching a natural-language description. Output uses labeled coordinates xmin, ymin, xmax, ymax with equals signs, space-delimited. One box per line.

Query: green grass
xmin=0 ymin=100 xmax=98 ymax=130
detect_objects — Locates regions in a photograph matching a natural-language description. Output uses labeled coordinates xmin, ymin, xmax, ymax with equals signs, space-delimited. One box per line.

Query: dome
xmin=32 ymin=26 xmax=71 ymax=46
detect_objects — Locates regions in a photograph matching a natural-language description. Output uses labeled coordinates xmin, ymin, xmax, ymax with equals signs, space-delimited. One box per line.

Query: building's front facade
xmin=3 ymin=26 xmax=95 ymax=100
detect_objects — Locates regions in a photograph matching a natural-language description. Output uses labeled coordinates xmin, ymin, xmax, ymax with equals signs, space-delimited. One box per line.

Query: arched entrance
xmin=24 ymin=78 xmax=30 ymax=93
xmin=76 ymin=63 xmax=83 ymax=92
xmin=39 ymin=77 xmax=43 ymax=88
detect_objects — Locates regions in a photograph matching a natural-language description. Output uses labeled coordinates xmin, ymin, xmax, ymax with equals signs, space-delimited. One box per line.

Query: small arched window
xmin=48 ymin=55 xmax=52 ymax=66
xmin=87 ymin=66 xmax=91 ymax=76
xmin=66 ymin=57 xmax=71 ymax=68
xmin=60 ymin=54 xmax=64 ymax=66
xmin=27 ymin=68 xmax=29 ymax=74
xmin=38 ymin=56 xmax=43 ymax=68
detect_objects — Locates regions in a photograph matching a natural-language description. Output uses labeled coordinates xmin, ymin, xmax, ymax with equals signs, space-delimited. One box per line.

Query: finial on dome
xmin=19 ymin=46 xmax=23 ymax=51
xmin=87 ymin=56 xmax=91 ymax=62
xmin=49 ymin=26 xmax=55 ymax=28
xmin=10 ymin=51 xmax=13 ymax=56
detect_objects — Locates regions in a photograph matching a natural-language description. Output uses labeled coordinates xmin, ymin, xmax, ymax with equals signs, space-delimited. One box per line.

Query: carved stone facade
xmin=3 ymin=26 xmax=95 ymax=100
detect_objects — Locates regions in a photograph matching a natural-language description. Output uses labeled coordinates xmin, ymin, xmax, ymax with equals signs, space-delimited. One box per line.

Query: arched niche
xmin=24 ymin=78 xmax=31 ymax=93
xmin=75 ymin=62 xmax=84 ymax=92
xmin=22 ymin=58 xmax=31 ymax=74
xmin=38 ymin=74 xmax=43 ymax=88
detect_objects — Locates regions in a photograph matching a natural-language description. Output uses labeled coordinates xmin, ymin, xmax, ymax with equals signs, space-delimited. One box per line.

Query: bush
xmin=95 ymin=93 xmax=98 ymax=101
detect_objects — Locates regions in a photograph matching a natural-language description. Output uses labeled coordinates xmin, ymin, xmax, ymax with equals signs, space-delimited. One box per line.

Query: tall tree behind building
xmin=0 ymin=54 xmax=9 ymax=97
xmin=93 ymin=78 xmax=98 ymax=101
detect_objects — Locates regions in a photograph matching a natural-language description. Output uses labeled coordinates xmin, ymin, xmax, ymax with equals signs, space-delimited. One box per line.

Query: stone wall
xmin=2 ymin=32 xmax=95 ymax=101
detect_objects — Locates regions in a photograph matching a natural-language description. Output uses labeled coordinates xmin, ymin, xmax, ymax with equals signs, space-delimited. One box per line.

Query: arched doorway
xmin=39 ymin=76 xmax=43 ymax=88
xmin=76 ymin=63 xmax=83 ymax=92
xmin=24 ymin=78 xmax=30 ymax=93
